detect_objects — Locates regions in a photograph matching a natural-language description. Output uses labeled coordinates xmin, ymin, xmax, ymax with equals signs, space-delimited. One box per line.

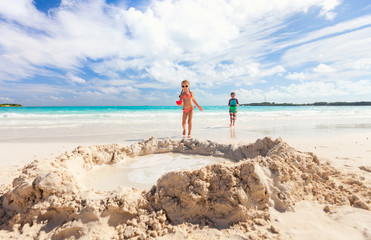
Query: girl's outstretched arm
xmin=191 ymin=93 xmax=203 ymax=111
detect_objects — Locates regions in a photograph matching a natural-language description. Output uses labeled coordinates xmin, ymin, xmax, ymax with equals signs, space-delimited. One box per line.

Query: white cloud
xmin=141 ymin=90 xmax=173 ymax=102
xmin=191 ymin=88 xmax=230 ymax=106
xmin=0 ymin=0 xmax=50 ymax=29
xmin=151 ymin=0 xmax=239 ymax=54
xmin=237 ymin=88 xmax=266 ymax=103
xmin=291 ymin=14 xmax=371 ymax=47
xmin=146 ymin=60 xmax=198 ymax=86
xmin=263 ymin=65 xmax=287 ymax=77
xmin=281 ymin=81 xmax=346 ymax=97
xmin=49 ymin=95 xmax=64 ymax=102
xmin=0 ymin=0 xmax=344 ymax=82
xmin=0 ymin=83 xmax=75 ymax=107
xmin=282 ymin=26 xmax=371 ymax=69
xmin=184 ymin=62 xmax=286 ymax=88
xmin=66 ymin=72 xmax=86 ymax=84
xmin=279 ymin=24 xmax=371 ymax=89
xmin=313 ymin=63 xmax=335 ymax=73
xmin=246 ymin=63 xmax=260 ymax=77
xmin=336 ymin=79 xmax=371 ymax=95
xmin=240 ymin=79 xmax=371 ymax=103
xmin=0 ymin=96 xmax=15 ymax=102
xmin=318 ymin=0 xmax=340 ymax=20
xmin=105 ymin=79 xmax=136 ymax=86
xmin=286 ymin=72 xmax=308 ymax=81
xmin=89 ymin=58 xmax=147 ymax=78
xmin=94 ymin=86 xmax=140 ymax=95
xmin=353 ymin=58 xmax=371 ymax=70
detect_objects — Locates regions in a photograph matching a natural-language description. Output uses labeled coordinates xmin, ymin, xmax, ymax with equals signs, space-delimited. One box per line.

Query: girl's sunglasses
xmin=182 ymin=85 xmax=188 ymax=88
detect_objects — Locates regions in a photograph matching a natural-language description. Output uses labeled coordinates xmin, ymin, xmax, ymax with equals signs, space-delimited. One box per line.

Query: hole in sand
xmin=80 ymin=153 xmax=231 ymax=191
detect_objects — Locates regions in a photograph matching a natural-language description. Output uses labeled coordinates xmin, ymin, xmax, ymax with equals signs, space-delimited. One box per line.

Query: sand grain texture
xmin=1 ymin=137 xmax=370 ymax=239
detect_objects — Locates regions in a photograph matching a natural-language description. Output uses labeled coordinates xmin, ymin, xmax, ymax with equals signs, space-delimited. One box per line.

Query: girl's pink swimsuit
xmin=182 ymin=92 xmax=196 ymax=113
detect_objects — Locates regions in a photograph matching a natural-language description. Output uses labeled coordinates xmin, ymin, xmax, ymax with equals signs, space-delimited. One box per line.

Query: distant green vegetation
xmin=240 ymin=101 xmax=371 ymax=106
xmin=0 ymin=103 xmax=22 ymax=107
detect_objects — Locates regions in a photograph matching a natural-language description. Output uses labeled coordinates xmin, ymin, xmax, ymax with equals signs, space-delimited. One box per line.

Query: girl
xmin=179 ymin=80 xmax=203 ymax=138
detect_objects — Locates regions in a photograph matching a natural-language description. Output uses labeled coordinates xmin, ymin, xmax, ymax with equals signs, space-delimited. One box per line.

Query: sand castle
xmin=0 ymin=137 xmax=370 ymax=239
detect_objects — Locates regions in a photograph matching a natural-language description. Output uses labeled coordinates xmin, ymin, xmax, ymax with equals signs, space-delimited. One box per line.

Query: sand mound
xmin=360 ymin=166 xmax=371 ymax=173
xmin=1 ymin=137 xmax=370 ymax=239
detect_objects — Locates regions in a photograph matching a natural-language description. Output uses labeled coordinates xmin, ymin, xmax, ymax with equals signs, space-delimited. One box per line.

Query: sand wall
xmin=1 ymin=137 xmax=370 ymax=239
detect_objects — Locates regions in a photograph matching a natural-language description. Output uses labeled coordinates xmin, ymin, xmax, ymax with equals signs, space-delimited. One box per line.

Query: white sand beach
xmin=0 ymin=108 xmax=370 ymax=239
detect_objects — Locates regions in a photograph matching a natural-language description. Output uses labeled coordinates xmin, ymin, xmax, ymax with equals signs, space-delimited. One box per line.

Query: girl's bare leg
xmin=182 ymin=111 xmax=187 ymax=136
xmin=187 ymin=109 xmax=194 ymax=138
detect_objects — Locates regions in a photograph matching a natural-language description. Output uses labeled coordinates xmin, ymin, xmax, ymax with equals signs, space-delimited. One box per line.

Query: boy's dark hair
xmin=231 ymin=92 xmax=235 ymax=95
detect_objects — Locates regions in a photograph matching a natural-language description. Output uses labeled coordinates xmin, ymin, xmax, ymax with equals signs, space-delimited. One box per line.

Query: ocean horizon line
xmin=2 ymin=101 xmax=371 ymax=108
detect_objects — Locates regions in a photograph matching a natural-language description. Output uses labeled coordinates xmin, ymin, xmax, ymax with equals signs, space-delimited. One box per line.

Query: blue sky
xmin=0 ymin=0 xmax=371 ymax=106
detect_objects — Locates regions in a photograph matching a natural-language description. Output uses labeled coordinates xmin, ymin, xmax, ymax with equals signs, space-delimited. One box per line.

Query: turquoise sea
xmin=2 ymin=105 xmax=371 ymax=115
xmin=1 ymin=105 xmax=371 ymax=125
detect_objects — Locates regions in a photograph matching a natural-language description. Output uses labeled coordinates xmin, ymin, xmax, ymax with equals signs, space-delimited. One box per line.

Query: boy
xmin=228 ymin=92 xmax=239 ymax=127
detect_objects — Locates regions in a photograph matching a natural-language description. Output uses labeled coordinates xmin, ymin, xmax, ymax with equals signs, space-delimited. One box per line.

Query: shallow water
xmin=80 ymin=153 xmax=231 ymax=191
xmin=1 ymin=106 xmax=371 ymax=143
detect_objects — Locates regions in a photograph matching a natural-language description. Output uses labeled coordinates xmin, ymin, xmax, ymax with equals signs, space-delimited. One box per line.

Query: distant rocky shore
xmin=241 ymin=101 xmax=371 ymax=106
